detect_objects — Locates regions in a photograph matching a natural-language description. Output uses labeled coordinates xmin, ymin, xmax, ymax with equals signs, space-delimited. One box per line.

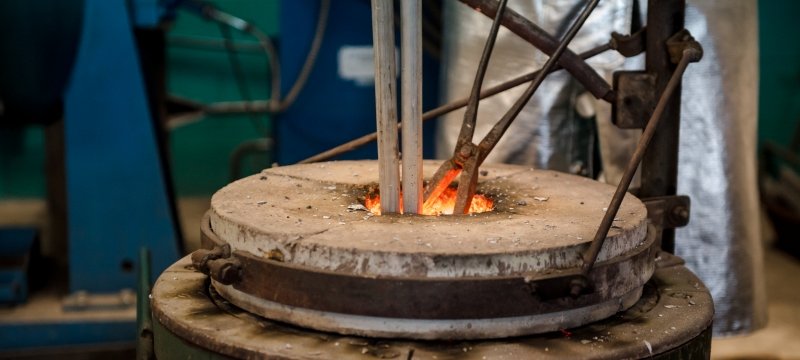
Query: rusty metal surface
xmin=212 ymin=278 xmax=643 ymax=341
xmin=151 ymin=253 xmax=713 ymax=359
xmin=612 ymin=71 xmax=655 ymax=129
xmin=642 ymin=195 xmax=690 ymax=230
xmin=198 ymin=216 xmax=656 ymax=320
xmin=638 ymin=0 xmax=686 ymax=254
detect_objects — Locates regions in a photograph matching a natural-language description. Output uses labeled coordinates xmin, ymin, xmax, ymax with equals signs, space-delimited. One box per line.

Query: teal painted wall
xmin=0 ymin=127 xmax=45 ymax=198
xmin=0 ymin=1 xmax=279 ymax=199
xmin=758 ymin=1 xmax=800 ymax=147
xmin=167 ymin=1 xmax=278 ymax=196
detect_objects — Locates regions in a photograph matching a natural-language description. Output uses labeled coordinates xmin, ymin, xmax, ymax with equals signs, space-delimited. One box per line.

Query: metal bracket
xmin=612 ymin=71 xmax=657 ymax=129
xmin=666 ymin=29 xmax=703 ymax=64
xmin=190 ymin=243 xmax=230 ymax=274
xmin=643 ymin=195 xmax=691 ymax=229
xmin=610 ymin=29 xmax=647 ymax=58
xmin=612 ymin=29 xmax=701 ymax=130
xmin=190 ymin=244 xmax=241 ymax=285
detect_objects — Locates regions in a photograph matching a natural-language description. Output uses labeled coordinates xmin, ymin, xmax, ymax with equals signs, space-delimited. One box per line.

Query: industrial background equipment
xmin=1 ymin=0 xmax=797 ymax=358
xmin=147 ymin=0 xmax=714 ymax=358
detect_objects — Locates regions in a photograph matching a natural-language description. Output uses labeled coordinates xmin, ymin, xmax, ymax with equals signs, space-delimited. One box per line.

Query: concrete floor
xmin=2 ymin=197 xmax=800 ymax=358
xmin=710 ymin=247 xmax=800 ymax=359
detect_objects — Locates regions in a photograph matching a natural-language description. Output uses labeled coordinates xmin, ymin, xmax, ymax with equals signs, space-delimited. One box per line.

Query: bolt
xmin=218 ymin=264 xmax=240 ymax=284
xmin=672 ymin=205 xmax=689 ymax=222
xmin=570 ymin=284 xmax=583 ymax=297
xmin=208 ymin=258 xmax=241 ymax=285
xmin=569 ymin=277 xmax=588 ymax=298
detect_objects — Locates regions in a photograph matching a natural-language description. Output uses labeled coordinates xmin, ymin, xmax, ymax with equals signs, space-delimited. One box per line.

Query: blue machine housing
xmin=277 ymin=0 xmax=440 ymax=164
xmin=0 ymin=228 xmax=36 ymax=304
xmin=0 ymin=0 xmax=180 ymax=352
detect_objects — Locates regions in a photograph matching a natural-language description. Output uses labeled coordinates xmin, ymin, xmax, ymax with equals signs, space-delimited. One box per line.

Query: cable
xmin=184 ymin=0 xmax=329 ymax=114
xmin=219 ymin=23 xmax=270 ymax=136
xmin=277 ymin=0 xmax=329 ymax=112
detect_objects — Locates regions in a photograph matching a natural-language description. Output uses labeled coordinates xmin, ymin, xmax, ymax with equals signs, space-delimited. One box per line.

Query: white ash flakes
xmin=347 ymin=204 xmax=369 ymax=212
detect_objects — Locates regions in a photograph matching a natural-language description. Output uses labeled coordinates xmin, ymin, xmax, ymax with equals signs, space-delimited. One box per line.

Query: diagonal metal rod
xmin=296 ymin=43 xmax=612 ymax=165
xmin=459 ymin=0 xmax=613 ymax=101
xmin=476 ymin=0 xmax=599 ymax=166
xmin=451 ymin=0 xmax=601 ymax=214
xmin=455 ymin=0 xmax=508 ymax=150
xmin=423 ymin=0 xmax=509 ymax=209
xmin=581 ymin=48 xmax=701 ymax=275
xmin=401 ymin=0 xmax=424 ymax=214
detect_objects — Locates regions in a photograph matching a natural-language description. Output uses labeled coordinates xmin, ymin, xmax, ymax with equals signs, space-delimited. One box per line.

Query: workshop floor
xmin=2 ymin=198 xmax=799 ymax=358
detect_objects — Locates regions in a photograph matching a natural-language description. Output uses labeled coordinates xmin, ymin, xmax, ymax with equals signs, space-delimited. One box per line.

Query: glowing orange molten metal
xmin=364 ymin=187 xmax=494 ymax=215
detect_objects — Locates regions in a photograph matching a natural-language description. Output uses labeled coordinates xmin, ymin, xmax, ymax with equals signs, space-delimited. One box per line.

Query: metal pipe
xmin=401 ymin=0 xmax=423 ymax=214
xmin=582 ymin=48 xmax=700 ymax=274
xmin=371 ymin=0 xmax=401 ymax=213
xmin=296 ymin=43 xmax=612 ymax=165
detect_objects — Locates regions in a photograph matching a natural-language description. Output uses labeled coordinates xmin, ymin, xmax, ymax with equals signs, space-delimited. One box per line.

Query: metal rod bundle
xmin=370 ymin=0 xmax=401 ymax=213
xmin=400 ymin=0 xmax=423 ymax=214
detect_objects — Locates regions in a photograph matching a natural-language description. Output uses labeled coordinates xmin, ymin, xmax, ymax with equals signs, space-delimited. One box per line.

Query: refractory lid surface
xmin=209 ymin=160 xmax=648 ymax=278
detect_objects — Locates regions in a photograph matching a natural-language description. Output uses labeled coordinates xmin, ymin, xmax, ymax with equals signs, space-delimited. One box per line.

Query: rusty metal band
xmin=199 ymin=211 xmax=656 ymax=320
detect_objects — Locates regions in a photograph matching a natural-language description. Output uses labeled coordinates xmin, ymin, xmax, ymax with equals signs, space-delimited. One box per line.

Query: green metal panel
xmin=0 ymin=1 xmax=279 ymax=200
xmin=167 ymin=1 xmax=279 ymax=196
xmin=758 ymin=1 xmax=800 ymax=147
xmin=0 ymin=127 xmax=45 ymax=198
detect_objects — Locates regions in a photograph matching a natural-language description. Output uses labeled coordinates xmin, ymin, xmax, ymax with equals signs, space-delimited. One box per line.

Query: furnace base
xmin=150 ymin=254 xmax=713 ymax=359
xmin=213 ymin=278 xmax=642 ymax=340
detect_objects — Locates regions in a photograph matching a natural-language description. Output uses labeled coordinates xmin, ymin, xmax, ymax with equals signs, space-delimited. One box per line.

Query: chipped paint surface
xmin=210 ymin=161 xmax=648 ymax=278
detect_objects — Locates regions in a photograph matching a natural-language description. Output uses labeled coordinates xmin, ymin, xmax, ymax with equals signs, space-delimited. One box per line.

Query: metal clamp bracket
xmin=191 ymin=243 xmax=241 ymax=285
xmin=643 ymin=195 xmax=691 ymax=230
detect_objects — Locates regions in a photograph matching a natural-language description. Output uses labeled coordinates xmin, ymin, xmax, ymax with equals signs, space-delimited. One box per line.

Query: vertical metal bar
xmin=641 ymin=0 xmax=685 ymax=253
xmin=371 ymin=0 xmax=401 ymax=213
xmin=136 ymin=247 xmax=153 ymax=360
xmin=401 ymin=0 xmax=423 ymax=214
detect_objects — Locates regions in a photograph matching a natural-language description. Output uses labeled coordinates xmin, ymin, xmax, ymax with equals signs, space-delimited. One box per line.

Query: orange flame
xmin=364 ymin=187 xmax=493 ymax=216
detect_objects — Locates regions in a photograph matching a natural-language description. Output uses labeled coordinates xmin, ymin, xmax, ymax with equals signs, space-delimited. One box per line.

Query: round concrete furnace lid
xmin=209 ymin=160 xmax=648 ymax=278
xmin=203 ymin=160 xmax=654 ymax=339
